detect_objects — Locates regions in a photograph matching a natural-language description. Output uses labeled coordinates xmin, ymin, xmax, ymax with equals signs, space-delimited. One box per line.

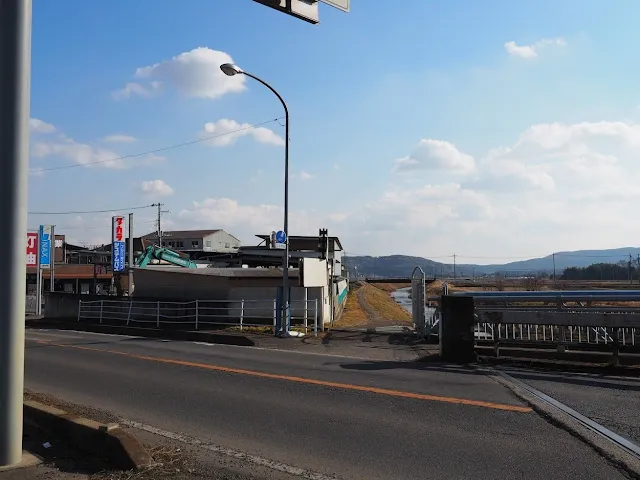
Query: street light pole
xmin=0 ymin=0 xmax=32 ymax=467
xmin=220 ymin=64 xmax=290 ymax=336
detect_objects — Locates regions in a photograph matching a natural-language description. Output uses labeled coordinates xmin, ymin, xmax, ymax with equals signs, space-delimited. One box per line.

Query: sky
xmin=27 ymin=0 xmax=640 ymax=264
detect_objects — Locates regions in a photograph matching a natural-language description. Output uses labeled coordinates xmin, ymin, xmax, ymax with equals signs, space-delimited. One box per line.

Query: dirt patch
xmin=361 ymin=284 xmax=412 ymax=324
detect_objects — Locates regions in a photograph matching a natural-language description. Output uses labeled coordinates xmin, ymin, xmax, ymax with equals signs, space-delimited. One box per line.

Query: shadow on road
xmin=337 ymin=359 xmax=484 ymax=376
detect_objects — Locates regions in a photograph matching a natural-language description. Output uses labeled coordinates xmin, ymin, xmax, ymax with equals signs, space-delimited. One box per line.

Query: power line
xmin=34 ymin=117 xmax=285 ymax=172
xmin=27 ymin=219 xmax=156 ymax=231
xmin=27 ymin=204 xmax=154 ymax=215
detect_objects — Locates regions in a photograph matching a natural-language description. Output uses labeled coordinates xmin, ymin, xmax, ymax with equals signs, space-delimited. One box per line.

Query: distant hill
xmin=344 ymin=247 xmax=640 ymax=278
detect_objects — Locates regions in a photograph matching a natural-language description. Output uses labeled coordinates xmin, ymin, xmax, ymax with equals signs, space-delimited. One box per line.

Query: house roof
xmin=135 ymin=266 xmax=299 ymax=278
xmin=255 ymin=234 xmax=343 ymax=251
xmin=141 ymin=229 xmax=223 ymax=239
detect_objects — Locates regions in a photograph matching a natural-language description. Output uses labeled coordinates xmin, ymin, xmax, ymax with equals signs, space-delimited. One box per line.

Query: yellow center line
xmin=32 ymin=340 xmax=532 ymax=413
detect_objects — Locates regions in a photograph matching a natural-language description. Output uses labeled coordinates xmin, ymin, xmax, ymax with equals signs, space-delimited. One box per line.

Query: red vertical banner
xmin=26 ymin=232 xmax=38 ymax=267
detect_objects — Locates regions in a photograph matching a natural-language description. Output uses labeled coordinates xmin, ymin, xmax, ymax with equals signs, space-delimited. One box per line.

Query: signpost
xmin=112 ymin=216 xmax=126 ymax=273
xmin=34 ymin=225 xmax=52 ymax=315
xmin=26 ymin=232 xmax=38 ymax=267
xmin=275 ymin=230 xmax=287 ymax=250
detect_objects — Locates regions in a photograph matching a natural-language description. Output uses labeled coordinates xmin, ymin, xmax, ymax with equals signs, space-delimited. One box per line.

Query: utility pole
xmin=0 ymin=0 xmax=32 ymax=467
xmin=151 ymin=203 xmax=168 ymax=246
xmin=453 ymin=254 xmax=456 ymax=279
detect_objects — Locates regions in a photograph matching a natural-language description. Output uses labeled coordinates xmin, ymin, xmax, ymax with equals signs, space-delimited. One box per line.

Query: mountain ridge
xmin=345 ymin=247 xmax=640 ymax=278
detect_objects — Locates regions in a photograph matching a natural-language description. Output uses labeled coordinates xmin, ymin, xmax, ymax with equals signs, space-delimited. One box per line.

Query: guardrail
xmin=444 ymin=290 xmax=640 ymax=362
xmin=77 ymin=298 xmax=320 ymax=336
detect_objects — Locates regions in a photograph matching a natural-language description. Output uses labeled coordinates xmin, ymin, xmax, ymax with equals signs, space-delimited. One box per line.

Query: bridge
xmin=364 ymin=276 xmax=436 ymax=284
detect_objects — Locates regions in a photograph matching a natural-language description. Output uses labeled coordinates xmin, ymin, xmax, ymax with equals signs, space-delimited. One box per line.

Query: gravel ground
xmin=9 ymin=391 xmax=300 ymax=480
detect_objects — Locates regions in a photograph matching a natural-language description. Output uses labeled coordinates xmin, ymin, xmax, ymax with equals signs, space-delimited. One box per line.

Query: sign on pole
xmin=38 ymin=225 xmax=52 ymax=269
xmin=112 ymin=216 xmax=126 ymax=272
xmin=26 ymin=232 xmax=38 ymax=267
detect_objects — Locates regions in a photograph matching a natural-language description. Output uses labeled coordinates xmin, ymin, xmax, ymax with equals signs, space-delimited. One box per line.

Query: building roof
xmin=135 ymin=266 xmax=299 ymax=278
xmin=141 ymin=229 xmax=221 ymax=239
xmin=255 ymin=234 xmax=343 ymax=251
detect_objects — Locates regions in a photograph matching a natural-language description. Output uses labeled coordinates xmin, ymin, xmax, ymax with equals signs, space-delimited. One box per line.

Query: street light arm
xmin=242 ymin=71 xmax=289 ymax=119
xmin=240 ymin=69 xmax=290 ymax=336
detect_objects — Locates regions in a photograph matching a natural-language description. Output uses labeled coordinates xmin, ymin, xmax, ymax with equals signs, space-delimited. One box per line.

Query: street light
xmin=220 ymin=63 xmax=291 ymax=337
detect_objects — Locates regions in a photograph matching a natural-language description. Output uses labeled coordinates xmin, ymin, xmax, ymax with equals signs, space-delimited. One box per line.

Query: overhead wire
xmin=33 ymin=117 xmax=285 ymax=172
xmin=28 ymin=204 xmax=154 ymax=215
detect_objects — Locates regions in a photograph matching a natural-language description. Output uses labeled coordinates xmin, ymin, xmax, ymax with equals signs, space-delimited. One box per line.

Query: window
xmin=225 ymin=242 xmax=230 ymax=248
xmin=191 ymin=240 xmax=199 ymax=248
xmin=205 ymin=240 xmax=212 ymax=247
xmin=177 ymin=241 xmax=184 ymax=248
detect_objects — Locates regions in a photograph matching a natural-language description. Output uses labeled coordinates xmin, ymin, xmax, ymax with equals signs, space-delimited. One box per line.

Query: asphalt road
xmin=501 ymin=366 xmax=640 ymax=446
xmin=24 ymin=329 xmax=627 ymax=480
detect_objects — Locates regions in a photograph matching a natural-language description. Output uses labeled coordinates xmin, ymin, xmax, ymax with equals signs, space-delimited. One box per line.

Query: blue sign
xmin=112 ymin=241 xmax=126 ymax=272
xmin=275 ymin=230 xmax=287 ymax=244
xmin=38 ymin=225 xmax=51 ymax=268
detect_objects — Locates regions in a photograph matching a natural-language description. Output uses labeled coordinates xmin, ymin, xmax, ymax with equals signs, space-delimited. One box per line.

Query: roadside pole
xmin=0 ymin=0 xmax=33 ymax=467
xmin=50 ymin=225 xmax=55 ymax=292
xmin=35 ymin=242 xmax=41 ymax=315
xmin=128 ymin=213 xmax=134 ymax=296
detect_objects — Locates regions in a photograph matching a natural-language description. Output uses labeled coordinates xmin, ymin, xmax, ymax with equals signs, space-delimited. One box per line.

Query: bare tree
xmin=522 ymin=276 xmax=543 ymax=291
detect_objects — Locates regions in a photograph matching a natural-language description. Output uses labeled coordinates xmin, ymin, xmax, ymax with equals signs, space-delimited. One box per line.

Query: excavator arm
xmin=135 ymin=244 xmax=198 ymax=268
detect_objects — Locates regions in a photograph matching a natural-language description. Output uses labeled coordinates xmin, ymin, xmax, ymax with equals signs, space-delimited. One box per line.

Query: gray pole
xmin=241 ymin=72 xmax=290 ymax=336
xmin=0 ymin=0 xmax=32 ymax=467
xmin=49 ymin=225 xmax=55 ymax=292
xmin=128 ymin=213 xmax=134 ymax=296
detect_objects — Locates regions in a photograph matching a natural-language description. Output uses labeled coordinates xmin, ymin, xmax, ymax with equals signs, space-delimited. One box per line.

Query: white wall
xmin=204 ymin=231 xmax=241 ymax=253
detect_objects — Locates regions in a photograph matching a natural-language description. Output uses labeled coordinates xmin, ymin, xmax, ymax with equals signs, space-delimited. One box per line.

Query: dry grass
xmin=333 ymin=286 xmax=369 ymax=327
xmin=372 ymin=282 xmax=411 ymax=292
xmin=363 ymin=284 xmax=412 ymax=322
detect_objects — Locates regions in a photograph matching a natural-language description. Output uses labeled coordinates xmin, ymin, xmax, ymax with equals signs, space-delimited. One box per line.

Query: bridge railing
xmin=444 ymin=290 xmax=640 ymax=360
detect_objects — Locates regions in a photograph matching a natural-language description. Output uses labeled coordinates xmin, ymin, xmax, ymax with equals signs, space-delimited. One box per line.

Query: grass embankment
xmin=373 ymin=282 xmax=411 ymax=292
xmin=334 ymin=284 xmax=369 ymax=327
xmin=363 ymin=284 xmax=412 ymax=322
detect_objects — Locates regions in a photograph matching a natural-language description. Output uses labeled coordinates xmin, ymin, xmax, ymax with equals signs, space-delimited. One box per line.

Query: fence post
xmin=99 ymin=300 xmax=103 ymax=324
xmin=240 ymin=299 xmax=245 ymax=331
xmin=195 ymin=300 xmax=199 ymax=330
xmin=77 ymin=300 xmax=82 ymax=322
xmin=156 ymin=301 xmax=160 ymax=328
xmin=612 ymin=327 xmax=620 ymax=366
xmin=126 ymin=301 xmax=132 ymax=326
xmin=273 ymin=299 xmax=277 ymax=332
xmin=314 ymin=298 xmax=318 ymax=337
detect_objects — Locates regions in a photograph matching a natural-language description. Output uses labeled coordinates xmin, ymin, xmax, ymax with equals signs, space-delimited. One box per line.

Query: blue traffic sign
xmin=275 ymin=230 xmax=287 ymax=244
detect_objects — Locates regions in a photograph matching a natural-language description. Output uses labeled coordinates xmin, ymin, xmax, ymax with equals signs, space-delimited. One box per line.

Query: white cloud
xmin=114 ymin=47 xmax=245 ymax=100
xmin=32 ymin=134 xmax=126 ymax=169
xmin=504 ymin=37 xmax=566 ymax=59
xmin=103 ymin=134 xmax=136 ymax=143
xmin=30 ymin=118 xmax=56 ymax=134
xmin=297 ymin=171 xmax=314 ymax=180
xmin=140 ymin=179 xmax=174 ymax=196
xmin=201 ymin=119 xmax=284 ymax=147
xmin=177 ymin=119 xmax=640 ymax=258
xmin=393 ymin=139 xmax=476 ymax=174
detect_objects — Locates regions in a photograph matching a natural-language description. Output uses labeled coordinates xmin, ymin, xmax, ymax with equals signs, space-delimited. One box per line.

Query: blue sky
xmin=28 ymin=0 xmax=640 ymax=262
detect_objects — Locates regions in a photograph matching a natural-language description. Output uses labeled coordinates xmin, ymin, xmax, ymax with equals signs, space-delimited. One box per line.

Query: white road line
xmin=122 ymin=420 xmax=341 ymax=480
xmin=27 ymin=329 xmax=139 ymax=339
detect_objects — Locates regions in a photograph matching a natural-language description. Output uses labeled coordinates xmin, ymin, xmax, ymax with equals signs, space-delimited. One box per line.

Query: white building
xmin=141 ymin=229 xmax=241 ymax=254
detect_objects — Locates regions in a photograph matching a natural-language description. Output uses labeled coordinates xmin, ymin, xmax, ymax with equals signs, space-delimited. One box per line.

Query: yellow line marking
xmin=31 ymin=340 xmax=532 ymax=413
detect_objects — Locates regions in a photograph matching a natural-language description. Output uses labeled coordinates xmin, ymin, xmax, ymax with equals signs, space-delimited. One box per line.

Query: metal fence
xmin=77 ymin=298 xmax=320 ymax=335
xmin=26 ymin=295 xmax=38 ymax=315
xmin=450 ymin=290 xmax=640 ymax=353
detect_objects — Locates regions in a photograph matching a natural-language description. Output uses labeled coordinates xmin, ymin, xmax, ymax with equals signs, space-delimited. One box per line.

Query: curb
xmin=26 ymin=319 xmax=256 ymax=347
xmin=24 ymin=400 xmax=153 ymax=471
xmin=479 ymin=367 xmax=640 ymax=479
